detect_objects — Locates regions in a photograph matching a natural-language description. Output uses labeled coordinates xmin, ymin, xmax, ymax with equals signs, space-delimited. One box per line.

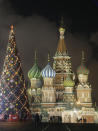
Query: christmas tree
xmin=0 ymin=25 xmax=29 ymax=117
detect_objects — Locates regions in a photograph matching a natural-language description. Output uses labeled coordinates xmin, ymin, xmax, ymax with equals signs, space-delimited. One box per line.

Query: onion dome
xmin=64 ymin=75 xmax=75 ymax=87
xmin=28 ymin=52 xmax=41 ymax=79
xmin=77 ymin=51 xmax=89 ymax=75
xmin=41 ymin=54 xmax=56 ymax=78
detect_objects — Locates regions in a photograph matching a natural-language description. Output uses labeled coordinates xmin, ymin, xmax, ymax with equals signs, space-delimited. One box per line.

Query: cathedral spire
xmin=56 ymin=17 xmax=67 ymax=55
xmin=48 ymin=53 xmax=50 ymax=63
xmin=81 ymin=50 xmax=85 ymax=64
xmin=59 ymin=16 xmax=65 ymax=39
xmin=60 ymin=16 xmax=64 ymax=28
xmin=34 ymin=50 xmax=37 ymax=63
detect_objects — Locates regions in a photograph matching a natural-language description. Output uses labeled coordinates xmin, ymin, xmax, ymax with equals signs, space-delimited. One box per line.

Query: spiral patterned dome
xmin=77 ymin=51 xmax=90 ymax=75
xmin=41 ymin=63 xmax=56 ymax=78
xmin=77 ymin=63 xmax=89 ymax=75
xmin=28 ymin=62 xmax=41 ymax=79
xmin=64 ymin=75 xmax=75 ymax=87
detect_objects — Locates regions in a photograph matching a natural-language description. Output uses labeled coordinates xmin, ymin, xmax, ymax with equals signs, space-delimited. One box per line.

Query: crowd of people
xmin=1 ymin=112 xmax=88 ymax=125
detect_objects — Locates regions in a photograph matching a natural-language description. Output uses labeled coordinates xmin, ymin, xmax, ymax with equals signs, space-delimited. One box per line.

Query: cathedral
xmin=27 ymin=24 xmax=98 ymax=123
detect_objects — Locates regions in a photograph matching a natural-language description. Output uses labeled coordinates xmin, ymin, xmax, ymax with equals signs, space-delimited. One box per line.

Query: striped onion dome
xmin=28 ymin=62 xmax=41 ymax=79
xmin=41 ymin=54 xmax=55 ymax=78
xmin=41 ymin=63 xmax=56 ymax=78
xmin=28 ymin=52 xmax=41 ymax=79
xmin=64 ymin=75 xmax=75 ymax=87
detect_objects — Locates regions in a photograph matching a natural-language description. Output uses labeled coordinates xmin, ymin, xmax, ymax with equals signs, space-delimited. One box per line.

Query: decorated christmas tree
xmin=0 ymin=25 xmax=29 ymax=118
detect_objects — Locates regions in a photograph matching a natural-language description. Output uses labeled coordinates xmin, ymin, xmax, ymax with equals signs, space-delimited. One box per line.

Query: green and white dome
xmin=28 ymin=62 xmax=41 ymax=79
xmin=28 ymin=52 xmax=41 ymax=79
xmin=64 ymin=75 xmax=75 ymax=87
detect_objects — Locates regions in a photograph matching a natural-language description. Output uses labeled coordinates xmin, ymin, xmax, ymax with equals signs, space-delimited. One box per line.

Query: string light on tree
xmin=0 ymin=25 xmax=29 ymax=117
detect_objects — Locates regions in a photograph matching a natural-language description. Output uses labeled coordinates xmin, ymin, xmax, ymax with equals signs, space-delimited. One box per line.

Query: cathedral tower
xmin=76 ymin=51 xmax=92 ymax=107
xmin=53 ymin=19 xmax=74 ymax=102
xmin=63 ymin=75 xmax=75 ymax=105
xmin=28 ymin=51 xmax=42 ymax=89
xmin=42 ymin=54 xmax=56 ymax=106
xmin=28 ymin=52 xmax=42 ymax=113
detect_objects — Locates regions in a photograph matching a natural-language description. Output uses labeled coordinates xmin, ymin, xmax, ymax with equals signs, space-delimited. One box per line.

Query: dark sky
xmin=0 ymin=0 xmax=98 ymax=103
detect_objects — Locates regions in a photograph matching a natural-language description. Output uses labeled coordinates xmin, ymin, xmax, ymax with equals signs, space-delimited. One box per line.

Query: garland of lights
xmin=0 ymin=26 xmax=29 ymax=116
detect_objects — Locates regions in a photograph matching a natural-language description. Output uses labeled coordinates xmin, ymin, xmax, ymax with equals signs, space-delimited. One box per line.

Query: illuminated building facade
xmin=27 ymin=24 xmax=98 ymax=123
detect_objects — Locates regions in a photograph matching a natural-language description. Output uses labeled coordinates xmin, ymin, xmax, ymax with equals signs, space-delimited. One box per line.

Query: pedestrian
xmin=34 ymin=113 xmax=40 ymax=128
xmin=32 ymin=114 xmax=35 ymax=123
xmin=4 ymin=114 xmax=7 ymax=120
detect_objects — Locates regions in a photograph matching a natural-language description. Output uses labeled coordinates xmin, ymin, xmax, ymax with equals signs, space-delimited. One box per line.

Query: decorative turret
xmin=55 ymin=18 xmax=67 ymax=56
xmin=27 ymin=52 xmax=42 ymax=114
xmin=76 ymin=51 xmax=92 ymax=107
xmin=28 ymin=51 xmax=42 ymax=88
xmin=42 ymin=54 xmax=55 ymax=78
xmin=77 ymin=51 xmax=89 ymax=75
xmin=77 ymin=51 xmax=89 ymax=84
xmin=53 ymin=17 xmax=73 ymax=93
xmin=28 ymin=51 xmax=41 ymax=79
xmin=63 ymin=75 xmax=75 ymax=104
xmin=56 ymin=27 xmax=67 ymax=55
xmin=42 ymin=54 xmax=56 ymax=103
xmin=64 ymin=75 xmax=75 ymax=87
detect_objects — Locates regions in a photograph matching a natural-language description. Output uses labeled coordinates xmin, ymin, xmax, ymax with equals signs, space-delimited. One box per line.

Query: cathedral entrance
xmin=62 ymin=111 xmax=78 ymax=123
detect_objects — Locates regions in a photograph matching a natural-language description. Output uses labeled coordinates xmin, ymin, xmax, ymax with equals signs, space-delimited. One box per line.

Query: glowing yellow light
xmin=6 ymin=72 xmax=9 ymax=74
xmin=15 ymin=82 xmax=18 ymax=85
xmin=6 ymin=108 xmax=9 ymax=111
xmin=76 ymin=100 xmax=80 ymax=104
xmin=59 ymin=27 xmax=65 ymax=32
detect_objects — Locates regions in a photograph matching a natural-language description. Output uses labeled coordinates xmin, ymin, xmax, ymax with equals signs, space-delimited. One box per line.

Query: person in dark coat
xmin=34 ymin=113 xmax=40 ymax=128
xmin=4 ymin=114 xmax=8 ymax=120
xmin=50 ymin=116 xmax=52 ymax=123
xmin=39 ymin=114 xmax=42 ymax=122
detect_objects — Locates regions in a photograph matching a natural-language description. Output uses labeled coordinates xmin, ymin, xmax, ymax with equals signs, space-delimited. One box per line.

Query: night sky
xmin=0 ymin=0 xmax=98 ymax=103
